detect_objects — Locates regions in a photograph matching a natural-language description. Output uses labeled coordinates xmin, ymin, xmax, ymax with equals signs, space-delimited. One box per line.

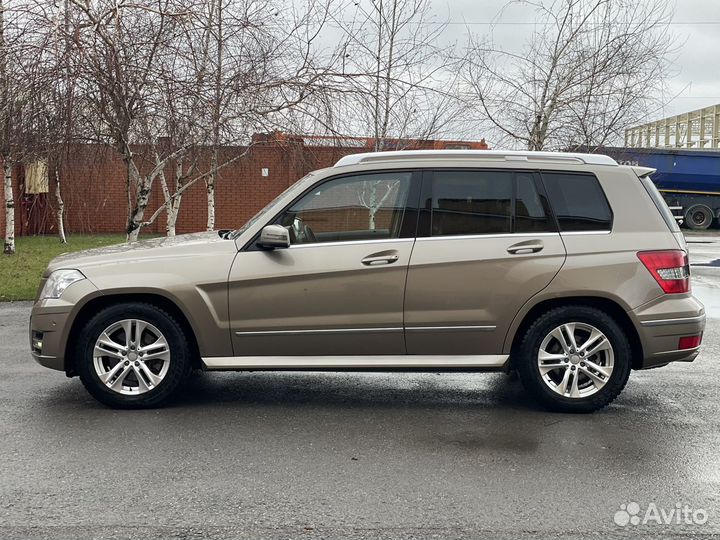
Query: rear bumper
xmin=630 ymin=294 xmax=706 ymax=369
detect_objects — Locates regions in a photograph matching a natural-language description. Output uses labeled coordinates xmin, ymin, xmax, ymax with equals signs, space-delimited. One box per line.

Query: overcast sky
xmin=427 ymin=0 xmax=720 ymax=120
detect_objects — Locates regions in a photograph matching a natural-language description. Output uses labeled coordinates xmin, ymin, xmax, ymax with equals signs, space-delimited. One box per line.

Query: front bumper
xmin=30 ymin=309 xmax=72 ymax=371
xmin=630 ymin=294 xmax=706 ymax=369
xmin=29 ymin=279 xmax=100 ymax=373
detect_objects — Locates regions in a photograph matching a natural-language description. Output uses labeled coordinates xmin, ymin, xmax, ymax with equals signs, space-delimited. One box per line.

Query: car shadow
xmin=36 ymin=369 xmax=546 ymax=412
xmin=30 ymin=369 xmax=679 ymax=459
xmin=170 ymin=370 xmax=540 ymax=411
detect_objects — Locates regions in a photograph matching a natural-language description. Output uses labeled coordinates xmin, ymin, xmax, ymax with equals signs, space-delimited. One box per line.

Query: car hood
xmin=46 ymin=231 xmax=233 ymax=275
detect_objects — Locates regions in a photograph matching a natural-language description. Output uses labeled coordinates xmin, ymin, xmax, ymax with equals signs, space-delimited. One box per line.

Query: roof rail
xmin=334 ymin=149 xmax=618 ymax=167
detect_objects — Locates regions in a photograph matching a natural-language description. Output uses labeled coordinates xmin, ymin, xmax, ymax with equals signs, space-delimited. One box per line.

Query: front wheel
xmin=76 ymin=303 xmax=192 ymax=408
xmin=515 ymin=306 xmax=632 ymax=413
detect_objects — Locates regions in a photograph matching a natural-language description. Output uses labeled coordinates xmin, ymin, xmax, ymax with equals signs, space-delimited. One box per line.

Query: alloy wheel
xmin=537 ymin=322 xmax=614 ymax=399
xmin=92 ymin=319 xmax=171 ymax=395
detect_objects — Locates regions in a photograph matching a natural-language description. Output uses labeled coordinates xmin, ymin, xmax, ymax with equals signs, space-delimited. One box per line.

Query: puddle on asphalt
xmin=693 ymin=284 xmax=720 ymax=319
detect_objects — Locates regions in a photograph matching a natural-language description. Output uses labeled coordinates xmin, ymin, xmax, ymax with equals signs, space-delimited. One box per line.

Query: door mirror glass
xmin=258 ymin=224 xmax=290 ymax=249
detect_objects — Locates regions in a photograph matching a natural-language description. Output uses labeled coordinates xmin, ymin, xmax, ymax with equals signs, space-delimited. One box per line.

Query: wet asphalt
xmin=1 ymin=239 xmax=720 ymax=539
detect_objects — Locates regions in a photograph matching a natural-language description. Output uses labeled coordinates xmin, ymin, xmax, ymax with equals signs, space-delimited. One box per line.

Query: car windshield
xmin=229 ymin=173 xmax=315 ymax=239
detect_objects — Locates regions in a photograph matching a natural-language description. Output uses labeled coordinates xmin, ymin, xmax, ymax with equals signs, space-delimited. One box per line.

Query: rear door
xmin=404 ymin=168 xmax=567 ymax=355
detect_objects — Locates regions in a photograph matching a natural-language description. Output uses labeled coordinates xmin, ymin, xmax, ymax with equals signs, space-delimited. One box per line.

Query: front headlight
xmin=40 ymin=269 xmax=86 ymax=299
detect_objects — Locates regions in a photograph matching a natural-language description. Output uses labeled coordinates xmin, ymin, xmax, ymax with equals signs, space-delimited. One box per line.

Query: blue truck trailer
xmin=596 ymin=147 xmax=720 ymax=229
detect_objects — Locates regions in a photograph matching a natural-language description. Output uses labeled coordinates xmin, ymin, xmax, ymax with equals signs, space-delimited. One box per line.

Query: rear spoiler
xmin=632 ymin=166 xmax=657 ymax=178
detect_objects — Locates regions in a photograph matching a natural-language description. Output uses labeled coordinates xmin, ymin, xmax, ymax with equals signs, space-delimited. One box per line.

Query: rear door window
xmin=429 ymin=170 xmax=512 ymax=236
xmin=515 ymin=173 xmax=555 ymax=233
xmin=423 ymin=170 xmax=556 ymax=236
xmin=541 ymin=172 xmax=613 ymax=231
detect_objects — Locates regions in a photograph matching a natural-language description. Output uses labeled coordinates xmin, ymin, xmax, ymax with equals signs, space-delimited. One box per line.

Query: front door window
xmin=277 ymin=172 xmax=413 ymax=244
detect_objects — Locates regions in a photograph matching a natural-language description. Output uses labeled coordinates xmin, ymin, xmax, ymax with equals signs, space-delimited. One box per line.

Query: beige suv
xmin=30 ymin=150 xmax=705 ymax=412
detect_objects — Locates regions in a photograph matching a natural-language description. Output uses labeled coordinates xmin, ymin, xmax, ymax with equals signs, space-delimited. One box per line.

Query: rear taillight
xmin=637 ymin=250 xmax=690 ymax=294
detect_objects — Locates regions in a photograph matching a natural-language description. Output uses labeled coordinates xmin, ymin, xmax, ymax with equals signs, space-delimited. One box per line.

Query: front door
xmin=228 ymin=170 xmax=420 ymax=356
xmin=404 ymin=169 xmax=567 ymax=355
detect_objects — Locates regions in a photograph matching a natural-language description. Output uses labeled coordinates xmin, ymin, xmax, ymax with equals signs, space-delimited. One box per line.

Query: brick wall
xmin=2 ymin=135 xmax=487 ymax=238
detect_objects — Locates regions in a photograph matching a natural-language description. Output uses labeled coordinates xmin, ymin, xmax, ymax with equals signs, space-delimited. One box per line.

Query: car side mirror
xmin=258 ymin=224 xmax=290 ymax=249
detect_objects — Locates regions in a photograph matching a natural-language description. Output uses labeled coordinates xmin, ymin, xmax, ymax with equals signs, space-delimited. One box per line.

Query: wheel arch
xmin=64 ymin=293 xmax=202 ymax=377
xmin=506 ymin=296 xmax=644 ymax=370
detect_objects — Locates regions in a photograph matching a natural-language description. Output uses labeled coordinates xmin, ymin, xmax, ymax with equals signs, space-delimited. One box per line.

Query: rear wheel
xmin=515 ymin=306 xmax=631 ymax=413
xmin=76 ymin=303 xmax=192 ymax=408
xmin=685 ymin=204 xmax=713 ymax=230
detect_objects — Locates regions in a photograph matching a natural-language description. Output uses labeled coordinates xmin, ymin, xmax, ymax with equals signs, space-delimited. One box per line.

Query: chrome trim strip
xmin=648 ymin=347 xmax=701 ymax=358
xmin=235 ymin=327 xmax=404 ymax=336
xmin=203 ymin=355 xmax=510 ymax=370
xmin=405 ymin=325 xmax=496 ymax=332
xmin=560 ymin=230 xmax=612 ymax=236
xmin=31 ymin=353 xmax=57 ymax=360
xmin=288 ymin=238 xmax=414 ymax=249
xmin=415 ymin=233 xmax=560 ymax=242
xmin=236 ymin=325 xmax=495 ymax=336
xmin=639 ymin=315 xmax=706 ymax=327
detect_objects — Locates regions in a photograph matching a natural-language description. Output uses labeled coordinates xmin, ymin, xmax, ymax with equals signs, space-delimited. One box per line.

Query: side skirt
xmin=201 ymin=355 xmax=509 ymax=371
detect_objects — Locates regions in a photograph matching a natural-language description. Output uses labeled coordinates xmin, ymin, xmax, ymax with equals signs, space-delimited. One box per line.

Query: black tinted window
xmin=515 ymin=173 xmax=555 ymax=233
xmin=542 ymin=173 xmax=612 ymax=231
xmin=427 ymin=170 xmax=555 ymax=236
xmin=430 ymin=171 xmax=512 ymax=236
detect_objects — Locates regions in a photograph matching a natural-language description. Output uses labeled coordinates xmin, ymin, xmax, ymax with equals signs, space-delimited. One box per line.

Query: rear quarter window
xmin=638 ymin=173 xmax=681 ymax=233
xmin=541 ymin=172 xmax=613 ymax=232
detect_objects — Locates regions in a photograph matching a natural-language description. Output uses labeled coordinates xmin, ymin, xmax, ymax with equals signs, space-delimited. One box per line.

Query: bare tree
xmin=0 ymin=0 xmax=16 ymax=254
xmin=330 ymin=0 xmax=464 ymax=149
xmin=463 ymin=0 xmax=674 ymax=151
xmin=26 ymin=0 xmax=77 ymax=243
xmin=1 ymin=0 xmax=43 ymax=254
xmin=59 ymin=0 xmax=196 ymax=241
xmin=58 ymin=0 xmax=344 ymax=240
xmin=185 ymin=0 xmax=344 ymax=232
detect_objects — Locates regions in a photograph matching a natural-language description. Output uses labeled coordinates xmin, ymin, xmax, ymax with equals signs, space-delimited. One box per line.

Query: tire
xmin=685 ymin=204 xmax=713 ymax=230
xmin=76 ymin=302 xmax=192 ymax=409
xmin=514 ymin=305 xmax=631 ymax=413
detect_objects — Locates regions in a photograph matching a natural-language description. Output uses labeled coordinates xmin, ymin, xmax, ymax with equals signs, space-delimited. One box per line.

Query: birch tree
xmin=321 ymin=0 xmax=466 ymax=226
xmin=62 ymin=0 xmax=195 ymax=241
xmin=0 ymin=0 xmax=38 ymax=254
xmin=462 ymin=0 xmax=674 ymax=150
xmin=184 ymin=0 xmax=342 ymax=232
xmin=331 ymin=0 xmax=463 ymax=149
xmin=60 ymin=0 xmax=343 ymax=240
xmin=25 ymin=0 xmax=76 ymax=243
xmin=1 ymin=0 xmax=14 ymax=254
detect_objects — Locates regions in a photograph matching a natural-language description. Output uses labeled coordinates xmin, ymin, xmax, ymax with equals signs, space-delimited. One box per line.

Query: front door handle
xmin=507 ymin=240 xmax=544 ymax=255
xmin=362 ymin=251 xmax=400 ymax=266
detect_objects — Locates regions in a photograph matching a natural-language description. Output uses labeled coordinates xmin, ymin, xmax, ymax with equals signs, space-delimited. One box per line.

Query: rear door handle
xmin=362 ymin=252 xmax=399 ymax=266
xmin=507 ymin=241 xmax=544 ymax=255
